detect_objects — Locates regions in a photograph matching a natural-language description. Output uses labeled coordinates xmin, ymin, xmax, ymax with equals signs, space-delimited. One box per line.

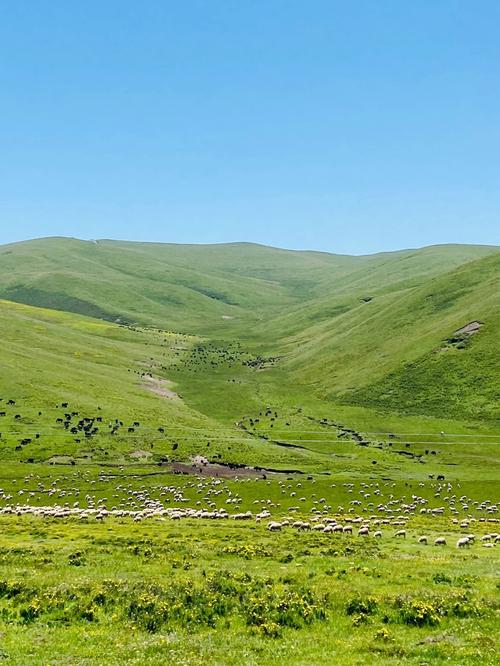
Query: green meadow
xmin=0 ymin=238 xmax=498 ymax=664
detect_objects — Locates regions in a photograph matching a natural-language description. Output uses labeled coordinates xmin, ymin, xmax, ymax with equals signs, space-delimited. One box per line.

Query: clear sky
xmin=1 ymin=1 xmax=499 ymax=254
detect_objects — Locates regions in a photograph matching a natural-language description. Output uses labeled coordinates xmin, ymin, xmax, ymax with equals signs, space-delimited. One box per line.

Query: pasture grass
xmin=0 ymin=239 xmax=499 ymax=663
xmin=0 ymin=516 xmax=497 ymax=665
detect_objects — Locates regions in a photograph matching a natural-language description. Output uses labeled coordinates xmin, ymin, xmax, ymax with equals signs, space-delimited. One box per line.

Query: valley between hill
xmin=0 ymin=238 xmax=498 ymax=665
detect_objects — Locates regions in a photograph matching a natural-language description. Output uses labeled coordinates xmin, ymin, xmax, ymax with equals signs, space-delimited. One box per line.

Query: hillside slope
xmin=0 ymin=298 xmax=322 ymax=470
xmin=0 ymin=237 xmax=498 ymax=430
xmin=280 ymin=253 xmax=500 ymax=422
xmin=0 ymin=238 xmax=496 ymax=335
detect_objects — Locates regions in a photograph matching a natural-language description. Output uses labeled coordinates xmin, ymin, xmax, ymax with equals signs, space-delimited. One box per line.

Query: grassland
xmin=0 ymin=512 xmax=498 ymax=666
xmin=0 ymin=238 xmax=498 ymax=664
xmin=0 ymin=238 xmax=496 ymax=333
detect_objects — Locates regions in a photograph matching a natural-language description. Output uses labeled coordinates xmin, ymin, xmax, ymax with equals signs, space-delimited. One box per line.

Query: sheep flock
xmin=1 ymin=472 xmax=498 ymax=551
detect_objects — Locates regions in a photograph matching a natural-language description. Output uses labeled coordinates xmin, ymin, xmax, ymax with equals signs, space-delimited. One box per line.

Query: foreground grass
xmin=0 ymin=516 xmax=497 ymax=665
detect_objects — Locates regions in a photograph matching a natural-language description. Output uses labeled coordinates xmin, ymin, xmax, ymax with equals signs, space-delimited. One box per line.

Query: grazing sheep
xmin=434 ymin=537 xmax=447 ymax=546
xmin=358 ymin=527 xmax=369 ymax=536
xmin=394 ymin=529 xmax=406 ymax=538
xmin=267 ymin=521 xmax=282 ymax=532
xmin=418 ymin=536 xmax=428 ymax=545
xmin=373 ymin=530 xmax=382 ymax=538
xmin=456 ymin=537 xmax=470 ymax=548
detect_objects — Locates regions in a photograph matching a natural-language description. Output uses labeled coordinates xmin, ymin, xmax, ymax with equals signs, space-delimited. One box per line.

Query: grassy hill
xmin=277 ymin=252 xmax=500 ymax=422
xmin=0 ymin=237 xmax=496 ymax=335
xmin=0 ymin=298 xmax=330 ymax=471
xmin=0 ymin=236 xmax=498 ymax=479
xmin=0 ymin=237 xmax=499 ymax=666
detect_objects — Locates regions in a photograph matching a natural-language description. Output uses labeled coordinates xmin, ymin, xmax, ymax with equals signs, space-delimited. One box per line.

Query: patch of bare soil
xmin=142 ymin=376 xmax=178 ymax=399
xmin=454 ymin=321 xmax=483 ymax=336
xmin=129 ymin=449 xmax=153 ymax=459
xmin=170 ymin=457 xmax=304 ymax=478
xmin=172 ymin=461 xmax=265 ymax=478
xmin=46 ymin=455 xmax=74 ymax=465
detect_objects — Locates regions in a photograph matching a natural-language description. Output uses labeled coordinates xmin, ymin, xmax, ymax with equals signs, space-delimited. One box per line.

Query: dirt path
xmin=142 ymin=376 xmax=178 ymax=399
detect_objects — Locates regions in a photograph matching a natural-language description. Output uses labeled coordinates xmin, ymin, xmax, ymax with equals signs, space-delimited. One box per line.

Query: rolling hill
xmin=0 ymin=237 xmax=496 ymax=334
xmin=0 ymin=236 xmax=498 ymax=478
xmin=278 ymin=252 xmax=500 ymax=421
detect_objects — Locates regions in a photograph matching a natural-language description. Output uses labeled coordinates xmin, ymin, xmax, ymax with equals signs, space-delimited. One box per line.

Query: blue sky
xmin=1 ymin=1 xmax=499 ymax=253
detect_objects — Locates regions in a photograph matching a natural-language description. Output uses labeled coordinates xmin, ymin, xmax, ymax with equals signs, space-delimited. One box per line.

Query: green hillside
xmin=278 ymin=252 xmax=500 ymax=422
xmin=0 ymin=237 xmax=496 ymax=335
xmin=0 ymin=298 xmax=327 ymax=471
xmin=339 ymin=254 xmax=500 ymax=421
xmin=0 ymin=237 xmax=499 ymax=666
xmin=0 ymin=236 xmax=498 ymax=478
